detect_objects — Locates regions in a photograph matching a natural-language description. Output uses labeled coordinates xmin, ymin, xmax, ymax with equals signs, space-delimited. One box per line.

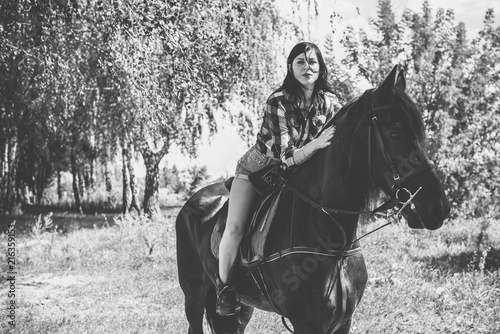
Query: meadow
xmin=0 ymin=208 xmax=499 ymax=334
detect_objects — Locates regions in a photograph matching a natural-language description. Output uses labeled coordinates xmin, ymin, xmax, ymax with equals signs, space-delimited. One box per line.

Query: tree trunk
xmin=102 ymin=146 xmax=113 ymax=199
xmin=142 ymin=151 xmax=163 ymax=216
xmin=78 ymin=165 xmax=85 ymax=202
xmin=83 ymin=162 xmax=91 ymax=190
xmin=70 ymin=152 xmax=83 ymax=213
xmin=4 ymin=136 xmax=18 ymax=214
xmin=143 ymin=158 xmax=161 ymax=216
xmin=35 ymin=159 xmax=48 ymax=204
xmin=57 ymin=168 xmax=62 ymax=201
xmin=127 ymin=145 xmax=141 ymax=214
xmin=0 ymin=141 xmax=7 ymax=213
xmin=121 ymin=143 xmax=131 ymax=214
xmin=89 ymin=156 xmax=95 ymax=189
xmin=105 ymin=161 xmax=112 ymax=193
xmin=137 ymin=133 xmax=170 ymax=217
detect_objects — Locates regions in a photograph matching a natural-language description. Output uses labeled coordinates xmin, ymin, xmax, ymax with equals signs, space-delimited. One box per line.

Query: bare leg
xmin=219 ymin=178 xmax=258 ymax=283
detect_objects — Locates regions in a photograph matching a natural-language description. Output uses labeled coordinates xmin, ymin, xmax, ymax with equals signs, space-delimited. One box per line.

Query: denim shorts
xmin=235 ymin=145 xmax=280 ymax=180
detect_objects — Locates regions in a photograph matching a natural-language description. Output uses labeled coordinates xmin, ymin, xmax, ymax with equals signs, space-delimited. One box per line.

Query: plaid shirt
xmin=255 ymin=89 xmax=342 ymax=166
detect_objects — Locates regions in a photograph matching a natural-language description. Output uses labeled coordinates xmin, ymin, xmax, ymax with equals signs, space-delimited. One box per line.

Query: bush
xmin=163 ymin=164 xmax=210 ymax=199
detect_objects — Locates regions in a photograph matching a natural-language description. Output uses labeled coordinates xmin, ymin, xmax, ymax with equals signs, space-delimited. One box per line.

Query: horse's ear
xmin=395 ymin=68 xmax=406 ymax=91
xmin=378 ymin=65 xmax=405 ymax=93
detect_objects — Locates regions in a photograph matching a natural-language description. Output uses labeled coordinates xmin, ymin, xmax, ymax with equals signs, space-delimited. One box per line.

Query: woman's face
xmin=290 ymin=49 xmax=320 ymax=90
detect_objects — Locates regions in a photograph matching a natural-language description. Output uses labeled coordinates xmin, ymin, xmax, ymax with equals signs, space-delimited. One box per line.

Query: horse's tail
xmin=204 ymin=285 xmax=241 ymax=333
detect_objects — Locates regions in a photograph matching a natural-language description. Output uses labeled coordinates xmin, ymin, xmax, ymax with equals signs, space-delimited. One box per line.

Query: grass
xmin=0 ymin=210 xmax=499 ymax=333
xmin=352 ymin=217 xmax=500 ymax=334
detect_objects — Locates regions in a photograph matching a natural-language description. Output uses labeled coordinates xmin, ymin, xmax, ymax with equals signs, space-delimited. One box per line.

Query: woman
xmin=216 ymin=42 xmax=342 ymax=316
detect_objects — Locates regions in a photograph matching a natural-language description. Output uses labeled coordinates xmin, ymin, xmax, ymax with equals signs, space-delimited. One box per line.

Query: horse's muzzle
xmin=404 ymin=200 xmax=449 ymax=230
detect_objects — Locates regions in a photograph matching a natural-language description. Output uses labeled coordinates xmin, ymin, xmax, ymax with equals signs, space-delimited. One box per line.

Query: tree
xmin=105 ymin=0 xmax=294 ymax=215
xmin=454 ymin=8 xmax=500 ymax=215
xmin=324 ymin=34 xmax=359 ymax=104
xmin=99 ymin=0 xmax=253 ymax=214
xmin=375 ymin=0 xmax=397 ymax=48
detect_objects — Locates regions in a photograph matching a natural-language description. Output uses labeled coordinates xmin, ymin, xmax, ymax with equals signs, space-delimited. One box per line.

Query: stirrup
xmin=215 ymin=276 xmax=241 ymax=316
xmin=216 ymin=285 xmax=241 ymax=316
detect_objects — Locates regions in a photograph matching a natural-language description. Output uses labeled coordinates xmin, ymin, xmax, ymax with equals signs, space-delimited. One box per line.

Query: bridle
xmin=281 ymin=91 xmax=437 ymax=248
xmin=366 ymin=92 xmax=436 ymax=215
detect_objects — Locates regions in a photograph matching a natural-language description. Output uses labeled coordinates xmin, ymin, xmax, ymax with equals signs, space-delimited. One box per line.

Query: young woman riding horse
xmin=176 ymin=61 xmax=450 ymax=333
xmin=217 ymin=42 xmax=342 ymax=316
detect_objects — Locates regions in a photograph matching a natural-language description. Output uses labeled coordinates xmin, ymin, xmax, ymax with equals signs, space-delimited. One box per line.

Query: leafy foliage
xmin=0 ymin=0 xmax=291 ymax=214
xmin=340 ymin=1 xmax=500 ymax=217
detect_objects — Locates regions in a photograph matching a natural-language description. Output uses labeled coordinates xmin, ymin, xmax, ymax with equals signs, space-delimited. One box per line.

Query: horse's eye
xmin=390 ymin=131 xmax=401 ymax=139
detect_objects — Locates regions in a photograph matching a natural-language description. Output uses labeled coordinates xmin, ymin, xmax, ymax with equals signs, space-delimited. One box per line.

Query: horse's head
xmin=344 ymin=65 xmax=450 ymax=230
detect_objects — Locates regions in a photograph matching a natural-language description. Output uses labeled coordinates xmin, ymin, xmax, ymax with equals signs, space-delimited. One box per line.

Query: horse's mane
xmin=335 ymin=87 xmax=427 ymax=172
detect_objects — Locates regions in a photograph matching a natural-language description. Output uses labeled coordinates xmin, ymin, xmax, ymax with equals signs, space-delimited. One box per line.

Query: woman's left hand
xmin=314 ymin=126 xmax=336 ymax=149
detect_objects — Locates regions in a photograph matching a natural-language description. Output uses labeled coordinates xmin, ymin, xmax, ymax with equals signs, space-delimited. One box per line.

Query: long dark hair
xmin=273 ymin=42 xmax=334 ymax=106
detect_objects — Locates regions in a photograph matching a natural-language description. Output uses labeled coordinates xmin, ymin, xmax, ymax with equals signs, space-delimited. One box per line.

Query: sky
xmin=305 ymin=0 xmax=500 ymax=50
xmin=346 ymin=0 xmax=500 ymax=37
xmin=167 ymin=0 xmax=500 ymax=179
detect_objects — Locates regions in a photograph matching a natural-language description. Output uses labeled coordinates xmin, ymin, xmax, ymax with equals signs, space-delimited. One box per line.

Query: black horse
xmin=176 ymin=66 xmax=450 ymax=334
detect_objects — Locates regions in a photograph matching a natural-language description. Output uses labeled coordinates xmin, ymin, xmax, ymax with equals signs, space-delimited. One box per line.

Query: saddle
xmin=211 ymin=165 xmax=288 ymax=265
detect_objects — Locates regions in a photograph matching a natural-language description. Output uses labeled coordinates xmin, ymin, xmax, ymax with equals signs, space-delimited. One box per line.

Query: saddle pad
xmin=210 ymin=202 xmax=228 ymax=258
xmin=211 ymin=188 xmax=283 ymax=265
xmin=181 ymin=181 xmax=229 ymax=225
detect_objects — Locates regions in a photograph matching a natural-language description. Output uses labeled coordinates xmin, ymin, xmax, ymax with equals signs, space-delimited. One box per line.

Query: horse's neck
xmin=298 ymin=142 xmax=365 ymax=210
xmin=282 ymin=144 xmax=366 ymax=248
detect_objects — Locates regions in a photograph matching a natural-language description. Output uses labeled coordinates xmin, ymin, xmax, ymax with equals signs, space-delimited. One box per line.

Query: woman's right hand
xmin=314 ymin=126 xmax=336 ymax=149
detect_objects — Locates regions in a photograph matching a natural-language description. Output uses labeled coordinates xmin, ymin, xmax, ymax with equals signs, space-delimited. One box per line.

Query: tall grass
xmin=0 ymin=212 xmax=499 ymax=333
